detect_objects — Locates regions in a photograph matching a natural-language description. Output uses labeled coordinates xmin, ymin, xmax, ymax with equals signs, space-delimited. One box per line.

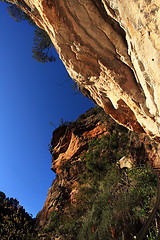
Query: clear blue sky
xmin=0 ymin=3 xmax=94 ymax=217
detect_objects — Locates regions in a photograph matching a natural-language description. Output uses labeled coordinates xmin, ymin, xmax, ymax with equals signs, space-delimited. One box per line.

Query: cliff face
xmin=7 ymin=0 xmax=160 ymax=139
xmin=35 ymin=108 xmax=111 ymax=229
xmin=35 ymin=107 xmax=160 ymax=233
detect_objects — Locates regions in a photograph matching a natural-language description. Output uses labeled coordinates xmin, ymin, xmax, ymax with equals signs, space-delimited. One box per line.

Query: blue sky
xmin=0 ymin=3 xmax=94 ymax=217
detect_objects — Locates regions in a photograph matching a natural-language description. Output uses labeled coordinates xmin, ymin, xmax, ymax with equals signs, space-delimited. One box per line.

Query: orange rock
xmin=9 ymin=0 xmax=160 ymax=139
xmin=34 ymin=107 xmax=160 ymax=231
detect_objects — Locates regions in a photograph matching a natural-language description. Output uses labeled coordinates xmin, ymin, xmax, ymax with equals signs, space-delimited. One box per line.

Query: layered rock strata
xmin=7 ymin=0 xmax=160 ymax=139
xmin=35 ymin=108 xmax=111 ymax=229
xmin=35 ymin=107 xmax=160 ymax=231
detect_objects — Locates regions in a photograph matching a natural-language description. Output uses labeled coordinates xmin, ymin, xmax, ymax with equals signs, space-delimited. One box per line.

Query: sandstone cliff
xmin=6 ymin=0 xmax=160 ymax=140
xmin=35 ymin=107 xmax=111 ymax=230
xmin=35 ymin=107 xmax=160 ymax=237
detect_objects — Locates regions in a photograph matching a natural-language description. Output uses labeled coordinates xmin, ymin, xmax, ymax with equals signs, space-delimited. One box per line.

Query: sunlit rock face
xmin=34 ymin=107 xmax=160 ymax=231
xmin=35 ymin=108 xmax=112 ymax=230
xmin=8 ymin=0 xmax=160 ymax=139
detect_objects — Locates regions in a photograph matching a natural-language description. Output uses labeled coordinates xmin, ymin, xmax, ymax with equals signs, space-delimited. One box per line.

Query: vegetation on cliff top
xmin=0 ymin=107 xmax=159 ymax=239
xmin=41 ymin=110 xmax=159 ymax=239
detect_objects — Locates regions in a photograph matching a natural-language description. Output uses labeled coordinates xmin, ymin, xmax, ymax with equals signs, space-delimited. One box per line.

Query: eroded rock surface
xmin=35 ymin=108 xmax=111 ymax=229
xmin=7 ymin=0 xmax=160 ymax=139
xmin=35 ymin=107 xmax=160 ymax=231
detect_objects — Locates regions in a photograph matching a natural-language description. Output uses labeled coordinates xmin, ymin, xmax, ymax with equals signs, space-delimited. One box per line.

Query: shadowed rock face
xmin=8 ymin=0 xmax=160 ymax=139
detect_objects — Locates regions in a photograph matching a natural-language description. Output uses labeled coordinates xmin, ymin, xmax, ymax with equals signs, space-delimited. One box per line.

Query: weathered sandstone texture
xmin=35 ymin=107 xmax=160 ymax=231
xmin=7 ymin=0 xmax=160 ymax=139
xmin=35 ymin=108 xmax=111 ymax=229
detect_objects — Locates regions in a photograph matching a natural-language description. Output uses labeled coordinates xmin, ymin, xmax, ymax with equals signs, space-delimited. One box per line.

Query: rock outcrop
xmin=35 ymin=107 xmax=111 ymax=229
xmin=35 ymin=107 xmax=160 ymax=232
xmin=7 ymin=0 xmax=160 ymax=138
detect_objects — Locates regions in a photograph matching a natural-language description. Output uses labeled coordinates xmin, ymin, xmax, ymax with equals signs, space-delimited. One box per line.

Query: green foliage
xmin=77 ymin=166 xmax=157 ymax=240
xmin=43 ymin=209 xmax=82 ymax=240
xmin=45 ymin=164 xmax=157 ymax=239
xmin=44 ymin=124 xmax=158 ymax=239
xmin=127 ymin=167 xmax=157 ymax=218
xmin=6 ymin=4 xmax=27 ymax=22
xmin=77 ymin=131 xmax=157 ymax=239
xmin=2 ymin=1 xmax=55 ymax=63
xmin=44 ymin=210 xmax=62 ymax=233
xmin=3 ymin=1 xmax=35 ymax=25
xmin=0 ymin=191 xmax=6 ymax=203
xmin=0 ymin=192 xmax=37 ymax=239
xmin=81 ymin=123 xmax=130 ymax=180
xmin=146 ymin=220 xmax=159 ymax=240
xmin=32 ymin=27 xmax=56 ymax=63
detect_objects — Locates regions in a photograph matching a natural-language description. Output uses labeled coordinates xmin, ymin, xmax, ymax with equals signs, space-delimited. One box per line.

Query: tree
xmin=32 ymin=26 xmax=56 ymax=63
xmin=1 ymin=1 xmax=56 ymax=63
xmin=0 ymin=192 xmax=37 ymax=239
xmin=0 ymin=191 xmax=6 ymax=203
xmin=6 ymin=4 xmax=28 ymax=22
